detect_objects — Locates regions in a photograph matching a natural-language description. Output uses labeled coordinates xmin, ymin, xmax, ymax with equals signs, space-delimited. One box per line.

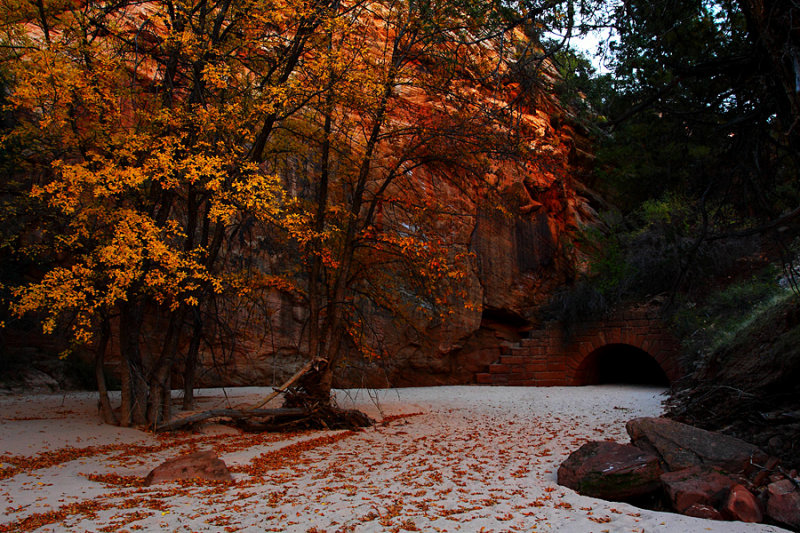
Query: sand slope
xmin=0 ymin=385 xmax=787 ymax=532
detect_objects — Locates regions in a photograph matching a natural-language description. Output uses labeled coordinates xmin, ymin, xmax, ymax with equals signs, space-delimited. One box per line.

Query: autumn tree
xmin=2 ymin=0 xmax=339 ymax=426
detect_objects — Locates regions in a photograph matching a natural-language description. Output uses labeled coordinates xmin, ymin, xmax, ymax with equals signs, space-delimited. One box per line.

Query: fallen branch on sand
xmin=155 ymin=408 xmax=306 ymax=432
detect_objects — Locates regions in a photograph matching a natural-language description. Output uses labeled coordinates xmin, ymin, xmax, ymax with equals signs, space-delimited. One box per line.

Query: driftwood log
xmin=155 ymin=408 xmax=306 ymax=432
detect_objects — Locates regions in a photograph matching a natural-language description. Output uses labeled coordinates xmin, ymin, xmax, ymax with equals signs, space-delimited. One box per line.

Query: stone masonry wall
xmin=475 ymin=307 xmax=682 ymax=386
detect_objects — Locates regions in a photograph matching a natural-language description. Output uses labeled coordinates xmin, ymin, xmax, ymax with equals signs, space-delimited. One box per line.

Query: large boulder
xmin=766 ymin=479 xmax=800 ymax=529
xmin=660 ymin=466 xmax=736 ymax=513
xmin=626 ymin=417 xmax=768 ymax=474
xmin=557 ymin=441 xmax=663 ymax=501
xmin=144 ymin=450 xmax=233 ymax=486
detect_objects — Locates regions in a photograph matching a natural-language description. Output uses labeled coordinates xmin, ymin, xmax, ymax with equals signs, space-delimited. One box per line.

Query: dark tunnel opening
xmin=574 ymin=343 xmax=670 ymax=386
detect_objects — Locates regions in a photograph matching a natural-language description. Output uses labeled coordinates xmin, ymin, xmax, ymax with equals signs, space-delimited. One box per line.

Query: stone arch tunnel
xmin=572 ymin=343 xmax=670 ymax=385
xmin=476 ymin=307 xmax=682 ymax=386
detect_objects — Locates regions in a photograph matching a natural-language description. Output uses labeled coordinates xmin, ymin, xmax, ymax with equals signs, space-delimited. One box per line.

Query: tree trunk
xmin=160 ymin=364 xmax=172 ymax=424
xmin=95 ymin=317 xmax=118 ymax=425
xmin=305 ymin=360 xmax=334 ymax=404
xmin=312 ymin=76 xmax=396 ymax=402
xmin=119 ymin=333 xmax=133 ymax=428
xmin=182 ymin=310 xmax=203 ymax=410
xmin=119 ymin=300 xmax=148 ymax=426
xmin=155 ymin=407 xmax=306 ymax=432
xmin=146 ymin=307 xmax=187 ymax=427
xmin=308 ymin=77 xmax=334 ymax=361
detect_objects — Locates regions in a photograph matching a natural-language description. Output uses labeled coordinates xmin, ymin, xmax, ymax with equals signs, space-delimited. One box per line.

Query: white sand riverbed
xmin=0 ymin=385 xmax=788 ymax=532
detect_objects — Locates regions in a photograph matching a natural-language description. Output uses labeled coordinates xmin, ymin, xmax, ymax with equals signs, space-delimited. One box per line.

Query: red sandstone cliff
xmin=205 ymin=60 xmax=602 ymax=389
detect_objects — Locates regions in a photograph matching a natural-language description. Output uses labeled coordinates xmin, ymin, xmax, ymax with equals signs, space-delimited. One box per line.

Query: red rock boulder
xmin=723 ymin=484 xmax=762 ymax=523
xmin=145 ymin=450 xmax=233 ymax=486
xmin=766 ymin=479 xmax=800 ymax=529
xmin=660 ymin=466 xmax=736 ymax=513
xmin=557 ymin=441 xmax=663 ymax=501
xmin=626 ymin=417 xmax=768 ymax=475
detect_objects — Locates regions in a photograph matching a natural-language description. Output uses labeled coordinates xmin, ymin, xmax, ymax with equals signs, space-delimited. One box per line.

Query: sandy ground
xmin=0 ymin=385 xmax=788 ymax=532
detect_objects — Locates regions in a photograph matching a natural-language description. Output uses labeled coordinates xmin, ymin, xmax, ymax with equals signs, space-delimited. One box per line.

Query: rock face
xmin=93 ymin=102 xmax=597 ymax=393
xmin=0 ymin=330 xmax=86 ymax=393
xmin=766 ymin=479 xmax=800 ymax=528
xmin=175 ymin=54 xmax=598 ymax=390
xmin=556 ymin=441 xmax=663 ymax=501
xmin=144 ymin=450 xmax=233 ymax=486
xmin=625 ymin=417 xmax=768 ymax=474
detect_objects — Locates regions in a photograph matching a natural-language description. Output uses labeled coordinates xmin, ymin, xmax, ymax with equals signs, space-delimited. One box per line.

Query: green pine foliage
xmin=547 ymin=0 xmax=800 ymax=329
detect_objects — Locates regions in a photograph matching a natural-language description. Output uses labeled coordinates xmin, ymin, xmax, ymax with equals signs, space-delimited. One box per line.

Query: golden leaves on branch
xmin=11 ymin=208 xmax=212 ymax=341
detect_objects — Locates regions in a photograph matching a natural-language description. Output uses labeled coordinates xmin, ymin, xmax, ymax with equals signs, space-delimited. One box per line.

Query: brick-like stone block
xmin=527 ymin=346 xmax=544 ymax=356
xmin=650 ymin=340 xmax=666 ymax=354
xmin=501 ymin=355 xmax=526 ymax=365
xmin=525 ymin=362 xmax=547 ymax=373
xmin=534 ymin=379 xmax=562 ymax=386
xmin=621 ymin=330 xmax=635 ymax=344
xmin=663 ymin=340 xmax=679 ymax=352
xmin=490 ymin=364 xmax=511 ymax=373
xmin=476 ymin=373 xmax=492 ymax=384
xmin=538 ymin=371 xmax=566 ymax=382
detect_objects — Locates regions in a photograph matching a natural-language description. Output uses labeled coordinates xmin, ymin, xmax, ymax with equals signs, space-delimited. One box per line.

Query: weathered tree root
xmin=267 ymin=387 xmax=374 ymax=431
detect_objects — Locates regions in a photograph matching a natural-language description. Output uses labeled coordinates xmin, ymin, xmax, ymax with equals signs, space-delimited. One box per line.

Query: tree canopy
xmin=547 ymin=0 xmax=800 ymax=314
